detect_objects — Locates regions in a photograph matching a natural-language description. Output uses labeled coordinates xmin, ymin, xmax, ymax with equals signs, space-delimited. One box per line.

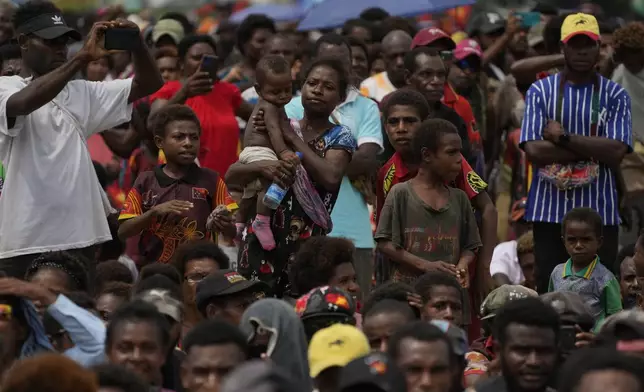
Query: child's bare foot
xmin=252 ymin=215 xmax=276 ymax=250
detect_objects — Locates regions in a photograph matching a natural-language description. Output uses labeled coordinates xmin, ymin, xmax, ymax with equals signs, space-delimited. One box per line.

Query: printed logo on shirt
xmin=383 ymin=164 xmax=396 ymax=195
xmin=467 ymin=171 xmax=486 ymax=193
xmin=192 ymin=187 xmax=208 ymax=201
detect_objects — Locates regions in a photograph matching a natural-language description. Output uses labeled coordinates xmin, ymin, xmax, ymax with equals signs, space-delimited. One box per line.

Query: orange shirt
xmin=442 ymin=83 xmax=482 ymax=149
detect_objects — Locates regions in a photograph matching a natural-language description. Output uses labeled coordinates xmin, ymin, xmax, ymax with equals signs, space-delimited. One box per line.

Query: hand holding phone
xmin=104 ymin=27 xmax=140 ymax=51
xmin=199 ymin=55 xmax=219 ymax=80
xmin=516 ymin=12 xmax=541 ymax=29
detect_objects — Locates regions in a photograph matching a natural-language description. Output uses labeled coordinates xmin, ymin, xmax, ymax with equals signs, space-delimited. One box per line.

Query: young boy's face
xmin=562 ymin=220 xmax=602 ymax=265
xmin=385 ymin=104 xmax=423 ymax=157
xmin=154 ymin=120 xmax=200 ymax=166
xmin=257 ymin=71 xmax=293 ymax=107
xmin=422 ymin=133 xmax=462 ymax=182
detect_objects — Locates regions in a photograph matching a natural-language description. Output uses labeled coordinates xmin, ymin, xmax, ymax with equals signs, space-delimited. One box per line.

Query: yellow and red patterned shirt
xmin=119 ymin=164 xmax=237 ymax=263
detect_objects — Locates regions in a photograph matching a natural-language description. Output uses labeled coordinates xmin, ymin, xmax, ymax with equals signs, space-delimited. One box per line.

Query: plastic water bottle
xmin=263 ymin=152 xmax=302 ymax=209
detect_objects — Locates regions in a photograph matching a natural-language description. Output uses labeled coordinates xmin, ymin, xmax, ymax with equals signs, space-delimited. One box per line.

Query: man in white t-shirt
xmin=0 ymin=1 xmax=163 ymax=278
xmin=359 ymin=30 xmax=412 ymax=102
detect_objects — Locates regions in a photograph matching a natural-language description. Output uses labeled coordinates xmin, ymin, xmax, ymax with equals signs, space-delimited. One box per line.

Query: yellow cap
xmin=560 ymin=13 xmax=600 ymax=43
xmin=451 ymin=31 xmax=468 ymax=45
xmin=308 ymin=324 xmax=370 ymax=378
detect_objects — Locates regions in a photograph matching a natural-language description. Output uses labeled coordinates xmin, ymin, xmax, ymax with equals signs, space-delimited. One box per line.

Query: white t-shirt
xmin=359 ymin=72 xmax=396 ymax=102
xmin=489 ymin=240 xmax=524 ymax=284
xmin=0 ymin=76 xmax=133 ymax=259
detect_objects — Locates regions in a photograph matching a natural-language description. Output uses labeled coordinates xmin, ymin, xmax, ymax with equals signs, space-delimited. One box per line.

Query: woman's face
xmin=86 ymin=57 xmax=110 ymax=82
xmin=301 ymin=65 xmax=343 ymax=116
xmin=28 ymin=267 xmax=71 ymax=315
xmin=244 ymin=28 xmax=273 ymax=62
xmin=156 ymin=56 xmax=179 ymax=82
xmin=183 ymin=258 xmax=220 ymax=305
xmin=183 ymin=42 xmax=216 ymax=77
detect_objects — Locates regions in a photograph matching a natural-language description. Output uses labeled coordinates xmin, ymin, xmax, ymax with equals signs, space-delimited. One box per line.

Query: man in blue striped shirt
xmin=520 ymin=13 xmax=633 ymax=293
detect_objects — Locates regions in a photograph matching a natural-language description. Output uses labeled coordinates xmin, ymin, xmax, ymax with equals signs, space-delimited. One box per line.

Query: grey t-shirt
xmin=375 ymin=181 xmax=482 ymax=282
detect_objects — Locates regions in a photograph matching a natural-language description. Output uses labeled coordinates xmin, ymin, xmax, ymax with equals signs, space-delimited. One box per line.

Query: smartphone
xmin=104 ymin=28 xmax=140 ymax=51
xmin=200 ymin=55 xmax=219 ymax=79
xmin=560 ymin=325 xmax=577 ymax=351
xmin=517 ymin=12 xmax=541 ymax=29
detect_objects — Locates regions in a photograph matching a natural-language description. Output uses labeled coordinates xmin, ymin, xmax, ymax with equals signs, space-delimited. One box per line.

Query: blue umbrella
xmin=230 ymin=4 xmax=306 ymax=24
xmin=298 ymin=0 xmax=476 ymax=30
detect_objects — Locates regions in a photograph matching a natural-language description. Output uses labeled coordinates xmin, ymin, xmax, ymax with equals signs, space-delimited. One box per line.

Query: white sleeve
xmin=81 ymin=78 xmax=133 ymax=137
xmin=0 ymin=78 xmax=26 ymax=137
xmin=489 ymin=243 xmax=512 ymax=277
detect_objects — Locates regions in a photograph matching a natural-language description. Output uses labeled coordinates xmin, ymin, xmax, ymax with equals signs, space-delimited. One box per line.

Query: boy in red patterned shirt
xmin=118 ymin=105 xmax=237 ymax=263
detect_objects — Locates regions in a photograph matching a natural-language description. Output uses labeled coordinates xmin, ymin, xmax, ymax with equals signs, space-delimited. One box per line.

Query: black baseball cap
xmin=339 ymin=353 xmax=407 ymax=392
xmin=196 ymin=269 xmax=268 ymax=313
xmin=15 ymin=13 xmax=81 ymax=41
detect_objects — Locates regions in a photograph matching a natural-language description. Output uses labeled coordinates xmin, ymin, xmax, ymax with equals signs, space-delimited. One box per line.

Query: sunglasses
xmin=455 ymin=58 xmax=481 ymax=71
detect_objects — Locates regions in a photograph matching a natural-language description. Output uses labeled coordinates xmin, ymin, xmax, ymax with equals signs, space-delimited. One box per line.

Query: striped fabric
xmin=520 ymin=73 xmax=632 ymax=225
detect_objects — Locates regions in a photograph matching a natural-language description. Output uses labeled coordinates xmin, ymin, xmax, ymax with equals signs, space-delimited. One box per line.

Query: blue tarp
xmin=298 ymin=0 xmax=476 ymax=30
xmin=230 ymin=4 xmax=306 ymax=24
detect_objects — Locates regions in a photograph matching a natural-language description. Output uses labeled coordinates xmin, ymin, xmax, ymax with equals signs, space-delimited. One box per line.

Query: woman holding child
xmin=225 ymin=58 xmax=357 ymax=297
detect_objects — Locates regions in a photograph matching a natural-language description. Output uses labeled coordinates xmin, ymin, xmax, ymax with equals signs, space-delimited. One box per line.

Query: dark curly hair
xmin=96 ymin=281 xmax=132 ymax=301
xmin=494 ymin=297 xmax=560 ymax=345
xmin=138 ymin=263 xmax=181 ymax=286
xmin=613 ymin=22 xmax=644 ymax=51
xmin=93 ymin=364 xmax=150 ymax=392
xmin=95 ymin=260 xmax=134 ymax=294
xmin=172 ymin=240 xmax=230 ymax=279
xmin=106 ymin=300 xmax=171 ymax=350
xmin=25 ymin=251 xmax=89 ymax=293
xmin=177 ymin=34 xmax=217 ymax=62
xmin=289 ymin=237 xmax=355 ymax=296
xmin=13 ymin=0 xmax=60 ymax=31
xmin=236 ymin=14 xmax=276 ymax=55
xmin=411 ymin=118 xmax=459 ymax=162
xmin=359 ymin=7 xmax=389 ymax=23
xmin=149 ymin=103 xmax=201 ymax=138
xmin=381 ymin=16 xmax=418 ymax=38
xmin=341 ymin=18 xmax=374 ymax=43
xmin=382 ymin=88 xmax=430 ymax=121
xmin=414 ymin=271 xmax=462 ymax=303
xmin=362 ymin=281 xmax=421 ymax=318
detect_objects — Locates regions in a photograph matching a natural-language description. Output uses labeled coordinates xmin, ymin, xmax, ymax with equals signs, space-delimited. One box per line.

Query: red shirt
xmin=375 ymin=152 xmax=487 ymax=223
xmin=442 ymin=83 xmax=482 ymax=149
xmin=150 ymin=81 xmax=242 ymax=176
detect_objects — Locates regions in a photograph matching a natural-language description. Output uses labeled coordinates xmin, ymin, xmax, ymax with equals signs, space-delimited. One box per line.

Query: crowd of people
xmin=1 ymin=0 xmax=644 ymax=391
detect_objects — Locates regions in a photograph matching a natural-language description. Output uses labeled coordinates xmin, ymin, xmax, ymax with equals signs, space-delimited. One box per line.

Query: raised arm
xmin=123 ymin=19 xmax=163 ymax=103
xmin=4 ymin=21 xmax=120 ymax=119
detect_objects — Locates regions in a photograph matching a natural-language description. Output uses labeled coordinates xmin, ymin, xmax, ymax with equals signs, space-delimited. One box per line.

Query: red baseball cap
xmin=454 ymin=38 xmax=483 ymax=60
xmin=411 ymin=27 xmax=455 ymax=50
